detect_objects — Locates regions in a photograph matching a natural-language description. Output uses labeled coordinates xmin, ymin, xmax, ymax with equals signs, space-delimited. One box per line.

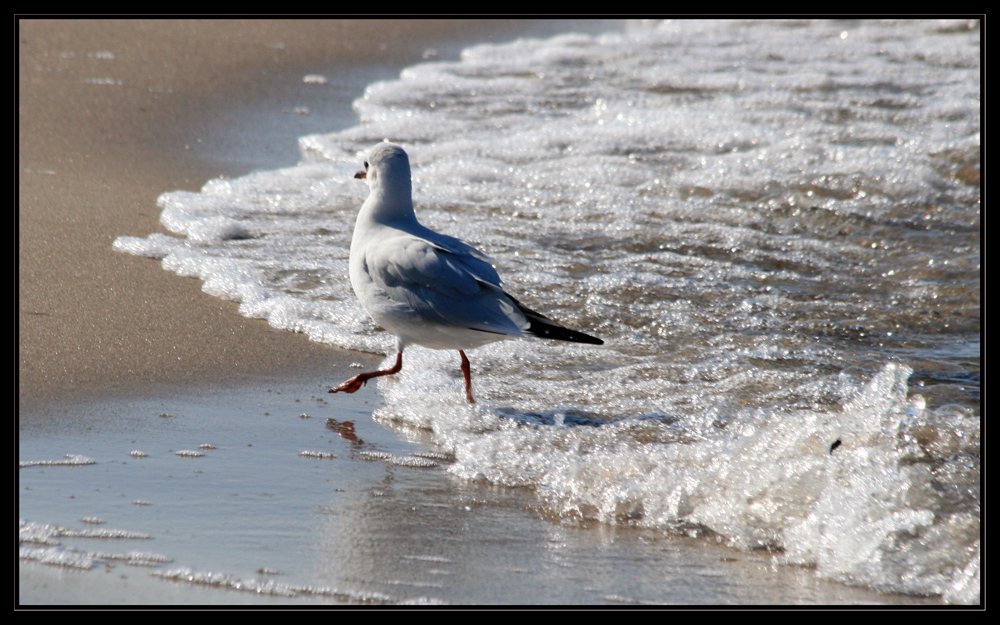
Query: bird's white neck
xmin=363 ymin=167 xmax=415 ymax=225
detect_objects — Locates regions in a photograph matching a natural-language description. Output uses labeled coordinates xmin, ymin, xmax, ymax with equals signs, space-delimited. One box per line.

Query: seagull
xmin=330 ymin=143 xmax=603 ymax=403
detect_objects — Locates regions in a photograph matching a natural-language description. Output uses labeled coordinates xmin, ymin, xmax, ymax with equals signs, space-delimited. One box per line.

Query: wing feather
xmin=364 ymin=235 xmax=527 ymax=335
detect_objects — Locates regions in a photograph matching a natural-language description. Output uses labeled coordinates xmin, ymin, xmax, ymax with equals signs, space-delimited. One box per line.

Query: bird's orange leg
xmin=459 ymin=350 xmax=475 ymax=404
xmin=329 ymin=352 xmax=403 ymax=394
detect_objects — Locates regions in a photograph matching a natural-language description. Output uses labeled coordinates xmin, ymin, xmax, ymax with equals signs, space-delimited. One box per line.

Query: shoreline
xmin=19 ymin=19 xmax=614 ymax=411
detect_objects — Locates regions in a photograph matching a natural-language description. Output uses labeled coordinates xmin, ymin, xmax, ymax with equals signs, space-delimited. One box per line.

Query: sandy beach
xmin=18 ymin=18 xmax=554 ymax=601
xmin=19 ymin=19 xmax=956 ymax=606
xmin=19 ymin=19 xmax=562 ymax=411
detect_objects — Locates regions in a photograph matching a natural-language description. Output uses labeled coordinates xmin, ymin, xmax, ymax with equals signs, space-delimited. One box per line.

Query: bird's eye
xmin=364 ymin=161 xmax=369 ymax=170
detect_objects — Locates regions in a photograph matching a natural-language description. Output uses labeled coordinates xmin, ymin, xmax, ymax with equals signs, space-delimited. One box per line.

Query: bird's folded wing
xmin=364 ymin=235 xmax=528 ymax=335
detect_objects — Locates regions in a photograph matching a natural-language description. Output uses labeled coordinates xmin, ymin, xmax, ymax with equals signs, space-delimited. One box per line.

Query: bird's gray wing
xmin=363 ymin=234 xmax=528 ymax=336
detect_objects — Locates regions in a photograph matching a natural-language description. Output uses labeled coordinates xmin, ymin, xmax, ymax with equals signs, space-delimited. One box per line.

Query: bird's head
xmin=356 ymin=142 xmax=415 ymax=220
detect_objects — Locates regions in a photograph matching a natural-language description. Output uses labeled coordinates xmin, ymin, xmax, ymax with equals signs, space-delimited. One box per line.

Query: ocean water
xmin=113 ymin=20 xmax=980 ymax=603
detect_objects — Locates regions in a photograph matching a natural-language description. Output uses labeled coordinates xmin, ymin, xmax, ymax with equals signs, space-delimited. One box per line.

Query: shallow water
xmin=18 ymin=375 xmax=943 ymax=605
xmin=108 ymin=19 xmax=980 ymax=603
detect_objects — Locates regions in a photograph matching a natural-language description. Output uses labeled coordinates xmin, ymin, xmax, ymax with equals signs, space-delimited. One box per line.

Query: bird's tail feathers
xmin=509 ymin=295 xmax=604 ymax=345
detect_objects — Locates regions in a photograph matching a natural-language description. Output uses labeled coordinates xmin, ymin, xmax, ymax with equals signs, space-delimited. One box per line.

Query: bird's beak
xmin=354 ymin=169 xmax=367 ymax=179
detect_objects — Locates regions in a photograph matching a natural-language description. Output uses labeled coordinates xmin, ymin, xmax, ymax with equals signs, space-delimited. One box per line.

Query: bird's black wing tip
xmin=575 ymin=333 xmax=604 ymax=346
xmin=531 ymin=325 xmax=604 ymax=345
xmin=507 ymin=291 xmax=603 ymax=345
